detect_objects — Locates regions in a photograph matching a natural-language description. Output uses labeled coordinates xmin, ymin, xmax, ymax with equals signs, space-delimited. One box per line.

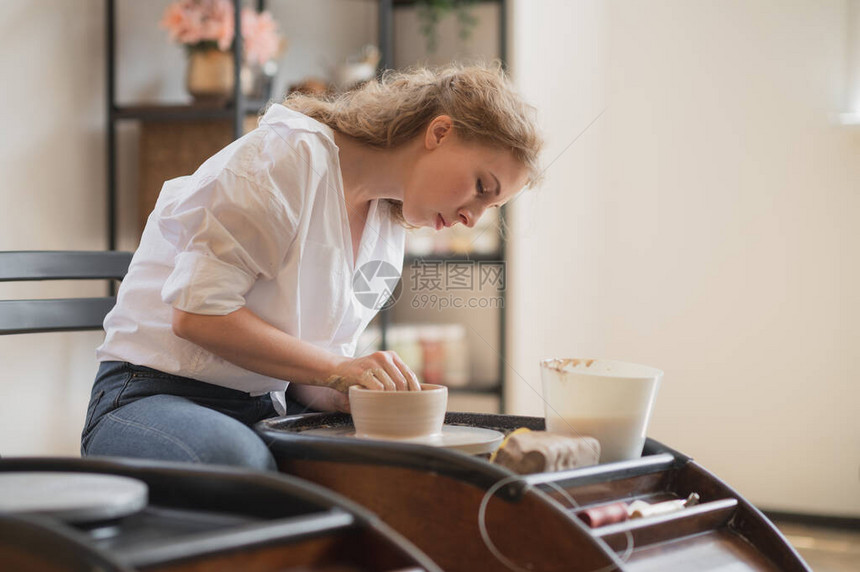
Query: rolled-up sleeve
xmin=158 ymin=167 xmax=299 ymax=315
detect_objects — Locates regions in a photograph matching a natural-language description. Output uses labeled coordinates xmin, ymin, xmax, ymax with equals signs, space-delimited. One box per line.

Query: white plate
xmin=0 ymin=472 xmax=148 ymax=523
xmin=300 ymin=424 xmax=505 ymax=455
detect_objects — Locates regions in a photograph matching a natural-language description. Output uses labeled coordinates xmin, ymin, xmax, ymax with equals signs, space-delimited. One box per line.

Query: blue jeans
xmin=81 ymin=361 xmax=305 ymax=471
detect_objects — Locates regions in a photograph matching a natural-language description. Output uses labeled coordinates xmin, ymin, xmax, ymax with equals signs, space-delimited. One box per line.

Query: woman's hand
xmin=328 ymin=389 xmax=351 ymax=413
xmin=170 ymin=308 xmax=420 ymax=401
xmin=287 ymin=383 xmax=353 ymax=413
xmin=325 ymin=351 xmax=422 ymax=393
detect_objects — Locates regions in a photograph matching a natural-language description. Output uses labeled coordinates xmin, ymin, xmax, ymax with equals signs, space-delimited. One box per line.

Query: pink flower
xmin=242 ymin=8 xmax=280 ymax=65
xmin=159 ymin=3 xmax=204 ymax=45
xmin=160 ymin=0 xmax=282 ymax=64
xmin=159 ymin=4 xmax=186 ymax=41
xmin=207 ymin=0 xmax=234 ymax=50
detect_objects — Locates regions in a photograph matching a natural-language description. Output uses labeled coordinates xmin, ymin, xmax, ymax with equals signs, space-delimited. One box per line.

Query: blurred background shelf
xmin=404 ymin=252 xmax=504 ymax=264
xmin=111 ymin=100 xmax=269 ymax=121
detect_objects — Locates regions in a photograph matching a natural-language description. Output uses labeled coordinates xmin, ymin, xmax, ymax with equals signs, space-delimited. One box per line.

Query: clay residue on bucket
xmin=543 ymin=358 xmax=602 ymax=373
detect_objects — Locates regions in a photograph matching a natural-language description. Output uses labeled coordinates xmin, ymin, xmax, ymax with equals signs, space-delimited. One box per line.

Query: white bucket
xmin=539 ymin=358 xmax=663 ymax=463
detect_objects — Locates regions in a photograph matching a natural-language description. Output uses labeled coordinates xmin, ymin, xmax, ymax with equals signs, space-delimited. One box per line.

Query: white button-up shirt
xmin=97 ymin=104 xmax=406 ymax=413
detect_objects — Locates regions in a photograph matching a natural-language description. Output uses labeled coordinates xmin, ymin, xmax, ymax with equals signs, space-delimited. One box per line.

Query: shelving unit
xmin=110 ymin=101 xmax=268 ymax=122
xmin=105 ymin=0 xmax=509 ymax=411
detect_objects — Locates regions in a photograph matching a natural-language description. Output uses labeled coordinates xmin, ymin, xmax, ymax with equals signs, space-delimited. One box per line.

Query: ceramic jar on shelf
xmin=388 ymin=326 xmax=424 ymax=382
xmin=418 ymin=325 xmax=446 ymax=385
xmin=440 ymin=324 xmax=468 ymax=387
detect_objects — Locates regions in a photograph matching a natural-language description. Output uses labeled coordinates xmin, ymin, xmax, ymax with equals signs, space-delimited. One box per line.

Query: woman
xmin=81 ymin=62 xmax=543 ymax=471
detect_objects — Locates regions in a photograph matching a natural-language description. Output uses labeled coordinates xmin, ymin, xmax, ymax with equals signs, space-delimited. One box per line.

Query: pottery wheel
xmin=0 ymin=472 xmax=149 ymax=524
xmin=300 ymin=424 xmax=505 ymax=455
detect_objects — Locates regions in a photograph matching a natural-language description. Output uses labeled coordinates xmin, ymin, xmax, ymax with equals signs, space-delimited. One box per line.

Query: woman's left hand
xmin=287 ymin=383 xmax=351 ymax=413
xmin=328 ymin=389 xmax=351 ymax=413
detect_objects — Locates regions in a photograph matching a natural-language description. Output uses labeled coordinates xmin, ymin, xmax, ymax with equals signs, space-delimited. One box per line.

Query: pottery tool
xmin=577 ymin=492 xmax=702 ymax=528
xmin=578 ymin=502 xmax=631 ymax=528
xmin=628 ymin=492 xmax=700 ymax=519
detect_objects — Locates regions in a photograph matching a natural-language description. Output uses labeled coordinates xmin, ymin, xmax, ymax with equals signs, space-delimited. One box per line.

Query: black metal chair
xmin=0 ymin=251 xmax=132 ymax=335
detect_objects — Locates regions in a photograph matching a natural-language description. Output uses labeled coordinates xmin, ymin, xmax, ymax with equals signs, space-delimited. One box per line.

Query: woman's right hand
xmin=324 ymin=351 xmax=421 ymax=393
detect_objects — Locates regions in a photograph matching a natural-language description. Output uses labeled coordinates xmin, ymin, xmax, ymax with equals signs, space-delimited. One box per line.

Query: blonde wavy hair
xmin=281 ymin=61 xmax=543 ymax=227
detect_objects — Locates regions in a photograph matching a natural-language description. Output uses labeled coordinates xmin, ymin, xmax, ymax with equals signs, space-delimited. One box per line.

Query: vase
xmin=186 ymin=48 xmax=234 ymax=102
xmin=187 ymin=48 xmax=268 ymax=102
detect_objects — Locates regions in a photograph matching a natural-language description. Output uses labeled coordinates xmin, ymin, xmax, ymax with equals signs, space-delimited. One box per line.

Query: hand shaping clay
xmin=491 ymin=429 xmax=601 ymax=474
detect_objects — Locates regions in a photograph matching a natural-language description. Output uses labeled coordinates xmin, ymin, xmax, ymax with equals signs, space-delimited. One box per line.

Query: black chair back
xmin=0 ymin=251 xmax=132 ymax=335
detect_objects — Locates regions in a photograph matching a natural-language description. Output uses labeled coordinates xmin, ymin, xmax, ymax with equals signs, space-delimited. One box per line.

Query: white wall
xmin=847 ymin=0 xmax=860 ymax=116
xmin=508 ymin=0 xmax=860 ymax=516
xmin=0 ymin=0 xmax=377 ymax=457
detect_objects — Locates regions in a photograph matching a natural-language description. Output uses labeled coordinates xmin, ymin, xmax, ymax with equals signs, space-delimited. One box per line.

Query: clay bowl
xmin=349 ymin=384 xmax=448 ymax=440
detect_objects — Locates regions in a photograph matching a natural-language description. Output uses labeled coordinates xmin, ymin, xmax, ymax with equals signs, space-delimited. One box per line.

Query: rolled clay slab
xmin=492 ymin=430 xmax=601 ymax=474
